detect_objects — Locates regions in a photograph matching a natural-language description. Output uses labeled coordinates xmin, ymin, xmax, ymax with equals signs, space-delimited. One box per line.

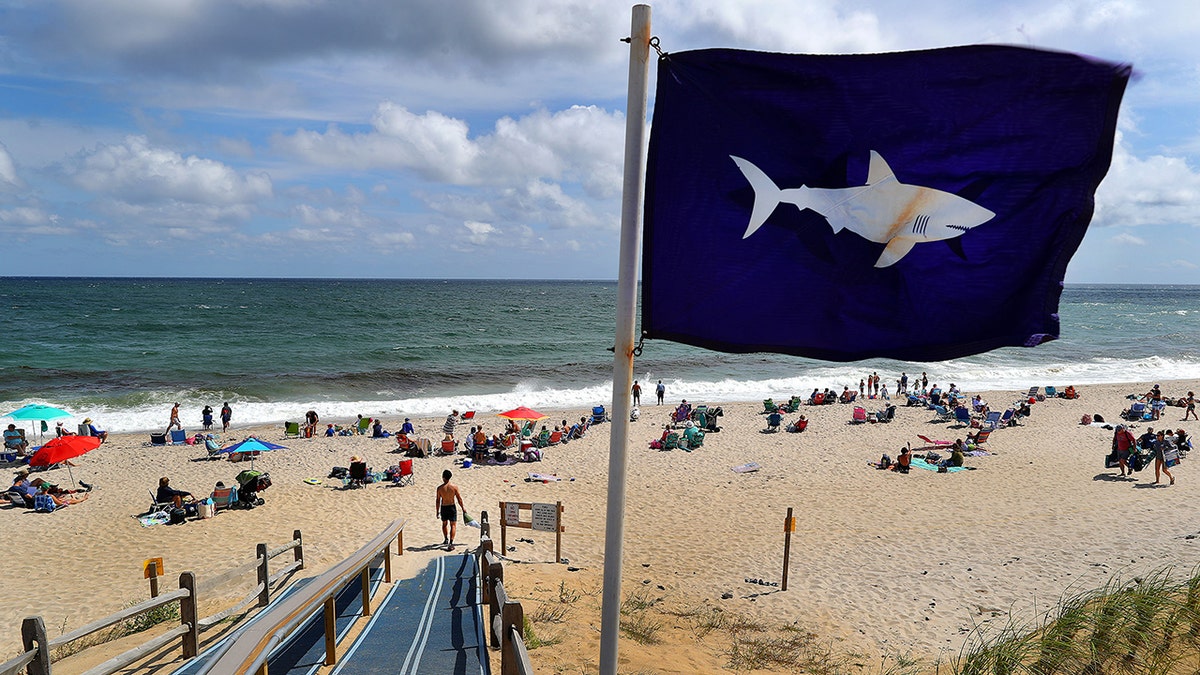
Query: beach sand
xmin=3 ymin=379 xmax=1198 ymax=672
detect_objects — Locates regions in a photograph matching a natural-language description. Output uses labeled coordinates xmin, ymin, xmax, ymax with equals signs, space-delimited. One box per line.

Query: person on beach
xmin=304 ymin=410 xmax=319 ymax=437
xmin=156 ymin=477 xmax=193 ymax=508
xmin=436 ymin=469 xmax=466 ymax=551
xmin=167 ymin=403 xmax=182 ymax=432
xmin=1184 ymin=391 xmax=1197 ymax=421
xmin=631 ymin=380 xmax=642 ymax=405
xmin=656 ymin=380 xmax=665 ymax=405
xmin=1113 ymin=424 xmax=1137 ymax=477
xmin=401 ymin=418 xmax=415 ymax=436
xmin=83 ymin=418 xmax=107 ymax=443
xmin=921 ymin=372 xmax=928 ymax=392
xmin=4 ymin=424 xmax=29 ymax=455
xmin=220 ymin=402 xmax=232 ymax=432
xmin=1153 ymin=430 xmax=1176 ymax=485
xmin=443 ymin=410 xmax=460 ymax=440
xmin=900 ymin=372 xmax=908 ymax=394
xmin=36 ymin=483 xmax=89 ymax=508
xmin=54 ymin=422 xmax=73 ymax=437
xmin=201 ymin=405 xmax=214 ymax=430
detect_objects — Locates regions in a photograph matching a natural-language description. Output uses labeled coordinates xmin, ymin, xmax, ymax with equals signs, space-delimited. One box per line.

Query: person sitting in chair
xmin=4 ymin=424 xmax=29 ymax=455
xmin=156 ymin=477 xmax=193 ymax=508
xmin=55 ymin=422 xmax=74 ymax=437
xmin=891 ymin=446 xmax=912 ymax=473
xmin=83 ymin=418 xmax=108 ymax=443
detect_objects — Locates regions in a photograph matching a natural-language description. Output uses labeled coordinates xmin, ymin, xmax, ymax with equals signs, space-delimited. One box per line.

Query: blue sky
xmin=0 ymin=0 xmax=1196 ymax=282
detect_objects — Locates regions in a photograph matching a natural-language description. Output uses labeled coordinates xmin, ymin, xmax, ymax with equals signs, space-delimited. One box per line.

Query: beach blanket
xmin=731 ymin=462 xmax=761 ymax=473
xmin=527 ymin=472 xmax=562 ymax=482
xmin=965 ymin=450 xmax=992 ymax=457
xmin=910 ymin=457 xmax=970 ymax=473
xmin=137 ymin=512 xmax=170 ymax=527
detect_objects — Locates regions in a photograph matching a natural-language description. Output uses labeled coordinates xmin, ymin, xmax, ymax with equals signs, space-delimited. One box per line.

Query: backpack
xmin=169 ymin=507 xmax=187 ymax=524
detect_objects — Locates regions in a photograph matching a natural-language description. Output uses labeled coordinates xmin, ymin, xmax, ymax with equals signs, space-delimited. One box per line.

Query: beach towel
xmin=965 ymin=450 xmax=992 ymax=457
xmin=527 ymin=472 xmax=562 ymax=482
xmin=731 ymin=462 xmax=761 ymax=473
xmin=910 ymin=457 xmax=970 ymax=473
xmin=137 ymin=512 xmax=170 ymax=527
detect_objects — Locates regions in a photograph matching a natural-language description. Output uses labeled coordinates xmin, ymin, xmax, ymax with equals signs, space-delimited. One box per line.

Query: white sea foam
xmin=5 ymin=355 xmax=1198 ymax=434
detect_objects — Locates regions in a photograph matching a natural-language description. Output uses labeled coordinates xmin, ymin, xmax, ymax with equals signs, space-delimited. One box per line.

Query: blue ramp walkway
xmin=332 ymin=553 xmax=489 ymax=675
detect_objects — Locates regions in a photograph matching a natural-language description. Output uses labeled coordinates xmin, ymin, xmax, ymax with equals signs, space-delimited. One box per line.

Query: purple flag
xmin=642 ymin=45 xmax=1130 ymax=361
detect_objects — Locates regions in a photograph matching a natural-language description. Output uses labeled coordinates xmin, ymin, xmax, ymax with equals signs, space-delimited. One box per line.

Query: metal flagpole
xmin=599 ymin=5 xmax=651 ymax=675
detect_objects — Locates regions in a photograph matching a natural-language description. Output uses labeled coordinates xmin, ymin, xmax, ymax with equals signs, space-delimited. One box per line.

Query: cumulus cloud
xmin=273 ymin=103 xmax=625 ymax=198
xmin=1093 ymin=134 xmax=1200 ymax=228
xmin=64 ymin=136 xmax=273 ymax=205
xmin=0 ymin=206 xmax=62 ymax=233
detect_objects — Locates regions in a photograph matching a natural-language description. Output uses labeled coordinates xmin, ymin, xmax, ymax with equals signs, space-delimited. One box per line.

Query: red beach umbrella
xmin=28 ymin=435 xmax=102 ymax=487
xmin=496 ymin=406 xmax=547 ymax=421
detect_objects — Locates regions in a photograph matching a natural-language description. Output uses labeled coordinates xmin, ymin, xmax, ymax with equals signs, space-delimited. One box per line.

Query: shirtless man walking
xmin=436 ymin=470 xmax=466 ymax=551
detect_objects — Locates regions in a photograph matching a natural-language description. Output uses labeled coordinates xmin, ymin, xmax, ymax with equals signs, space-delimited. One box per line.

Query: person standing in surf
xmin=221 ymin=402 xmax=232 ymax=432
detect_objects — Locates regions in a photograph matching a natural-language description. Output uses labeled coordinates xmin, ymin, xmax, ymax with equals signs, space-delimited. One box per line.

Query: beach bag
xmin=1104 ymin=452 xmax=1120 ymax=469
xmin=169 ymin=507 xmax=187 ymax=524
xmin=33 ymin=494 xmax=56 ymax=513
xmin=1130 ymin=453 xmax=1146 ymax=472
xmin=1164 ymin=448 xmax=1180 ymax=468
xmin=198 ymin=501 xmax=213 ymax=519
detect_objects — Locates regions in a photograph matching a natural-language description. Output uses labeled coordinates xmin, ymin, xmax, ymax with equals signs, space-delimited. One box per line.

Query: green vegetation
xmin=50 ymin=598 xmax=180 ymax=662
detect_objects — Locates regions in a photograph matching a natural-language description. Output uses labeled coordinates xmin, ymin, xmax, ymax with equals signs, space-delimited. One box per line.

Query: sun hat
xmin=83 ymin=418 xmax=92 ymax=423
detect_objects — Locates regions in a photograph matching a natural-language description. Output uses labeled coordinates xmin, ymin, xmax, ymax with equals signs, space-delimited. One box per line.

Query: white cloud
xmin=273 ymin=103 xmax=625 ymax=198
xmin=64 ymin=136 xmax=273 ymax=205
xmin=1109 ymin=232 xmax=1145 ymax=246
xmin=0 ymin=143 xmax=20 ymax=187
xmin=0 ymin=206 xmax=61 ymax=232
xmin=1093 ymin=133 xmax=1200 ymax=228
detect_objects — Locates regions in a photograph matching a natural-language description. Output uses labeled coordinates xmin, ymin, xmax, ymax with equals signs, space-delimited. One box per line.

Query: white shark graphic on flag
xmin=731 ymin=152 xmax=996 ymax=267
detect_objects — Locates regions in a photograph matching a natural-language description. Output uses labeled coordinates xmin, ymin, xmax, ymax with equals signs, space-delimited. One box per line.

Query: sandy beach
xmin=3 ymin=378 xmax=1199 ymax=672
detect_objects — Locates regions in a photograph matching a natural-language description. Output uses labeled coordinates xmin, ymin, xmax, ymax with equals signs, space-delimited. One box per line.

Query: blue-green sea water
xmin=1 ymin=278 xmax=1198 ymax=432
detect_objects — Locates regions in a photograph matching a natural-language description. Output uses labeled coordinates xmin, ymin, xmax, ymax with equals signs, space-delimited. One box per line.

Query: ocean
xmin=1 ymin=278 xmax=1198 ymax=433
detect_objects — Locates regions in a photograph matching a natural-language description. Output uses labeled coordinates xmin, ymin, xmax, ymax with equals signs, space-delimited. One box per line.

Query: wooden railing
xmin=1 ymin=530 xmax=304 ymax=675
xmin=478 ymin=512 xmax=536 ymax=675
xmin=193 ymin=518 xmax=406 ymax=675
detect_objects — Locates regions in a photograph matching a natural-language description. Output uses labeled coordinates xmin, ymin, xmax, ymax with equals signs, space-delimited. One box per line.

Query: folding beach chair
xmin=932 ymin=406 xmax=953 ymax=422
xmin=981 ymin=410 xmax=1002 ymax=430
xmin=1026 ymin=386 xmax=1039 ymax=399
xmin=851 ymin=406 xmax=867 ymax=424
xmin=211 ymin=485 xmax=238 ymax=513
xmin=765 ymin=412 xmax=783 ymax=432
xmin=169 ymin=429 xmax=188 ymax=445
xmin=762 ymin=398 xmax=778 ymax=414
xmin=356 ymin=417 xmax=372 ymax=435
xmin=284 ymin=421 xmax=301 ymax=439
xmin=393 ymin=459 xmax=414 ymax=487
xmin=953 ymin=406 xmax=972 ymax=427
xmin=346 ymin=461 xmax=369 ymax=489
xmin=1044 ymin=386 xmax=1058 ymax=398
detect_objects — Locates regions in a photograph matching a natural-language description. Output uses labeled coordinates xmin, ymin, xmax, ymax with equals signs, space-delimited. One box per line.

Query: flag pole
xmin=599 ymin=5 xmax=651 ymax=675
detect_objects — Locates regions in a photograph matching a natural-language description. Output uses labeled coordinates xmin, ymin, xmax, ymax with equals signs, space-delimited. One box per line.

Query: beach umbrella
xmin=4 ymin=404 xmax=72 ymax=437
xmin=218 ymin=437 xmax=286 ymax=470
xmin=496 ymin=406 xmax=547 ymax=421
xmin=28 ymin=435 xmax=101 ymax=487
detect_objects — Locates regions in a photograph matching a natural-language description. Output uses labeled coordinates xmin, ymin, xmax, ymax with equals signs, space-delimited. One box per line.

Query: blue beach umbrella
xmin=218 ymin=437 xmax=286 ymax=470
xmin=3 ymin=404 xmax=73 ymax=437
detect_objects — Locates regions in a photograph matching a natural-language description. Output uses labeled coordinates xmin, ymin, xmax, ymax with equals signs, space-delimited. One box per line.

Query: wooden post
xmin=323 ymin=596 xmax=337 ymax=666
xmin=179 ymin=571 xmax=199 ymax=658
xmin=384 ymin=539 xmax=393 ymax=583
xmin=480 ymin=509 xmax=491 ymax=539
xmin=293 ymin=529 xmax=304 ymax=570
xmin=397 ymin=529 xmax=404 ymax=555
xmin=781 ymin=507 xmax=794 ymax=591
xmin=555 ymin=501 xmax=563 ymax=564
xmin=256 ymin=543 xmax=270 ymax=607
xmin=501 ymin=601 xmax=524 ymax=675
xmin=360 ymin=567 xmax=372 ymax=616
xmin=149 ymin=567 xmax=160 ymax=598
xmin=22 ymin=616 xmax=50 ymax=675
xmin=499 ymin=501 xmax=507 ymax=554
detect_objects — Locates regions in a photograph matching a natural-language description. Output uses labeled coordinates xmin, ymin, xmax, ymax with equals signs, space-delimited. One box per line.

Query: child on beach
xmin=221 ymin=402 xmax=232 ymax=432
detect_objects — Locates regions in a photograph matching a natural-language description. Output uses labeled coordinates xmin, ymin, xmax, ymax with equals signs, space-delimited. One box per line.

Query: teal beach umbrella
xmin=218 ymin=437 xmax=286 ymax=470
xmin=3 ymin=404 xmax=73 ymax=437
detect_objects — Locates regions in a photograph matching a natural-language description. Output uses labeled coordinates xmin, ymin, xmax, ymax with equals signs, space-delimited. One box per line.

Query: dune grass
xmin=955 ymin=566 xmax=1200 ymax=675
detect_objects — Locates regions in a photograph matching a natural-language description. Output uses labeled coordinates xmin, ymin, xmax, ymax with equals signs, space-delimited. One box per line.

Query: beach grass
xmin=49 ymin=598 xmax=180 ymax=662
xmin=955 ymin=566 xmax=1200 ymax=675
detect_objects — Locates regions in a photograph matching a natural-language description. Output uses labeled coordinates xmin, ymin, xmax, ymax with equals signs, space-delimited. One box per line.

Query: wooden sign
xmin=531 ymin=503 xmax=559 ymax=532
xmin=499 ymin=500 xmax=565 ymax=563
